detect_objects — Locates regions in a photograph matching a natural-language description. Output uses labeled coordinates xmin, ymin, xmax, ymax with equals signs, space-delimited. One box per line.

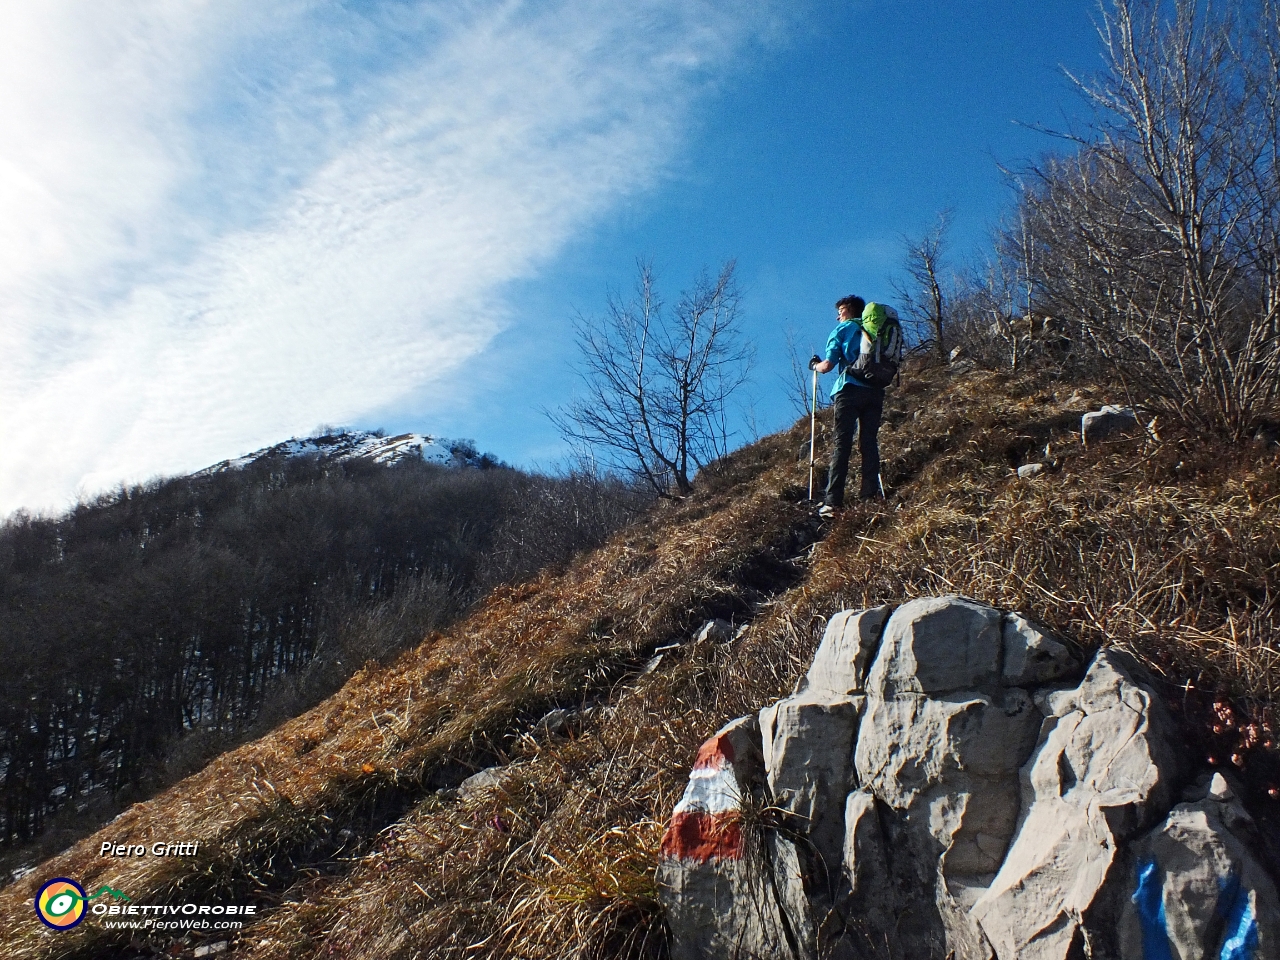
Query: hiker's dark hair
xmin=836 ymin=295 xmax=865 ymax=314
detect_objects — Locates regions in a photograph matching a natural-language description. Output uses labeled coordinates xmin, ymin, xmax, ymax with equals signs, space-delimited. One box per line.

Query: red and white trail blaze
xmin=659 ymin=732 xmax=746 ymax=862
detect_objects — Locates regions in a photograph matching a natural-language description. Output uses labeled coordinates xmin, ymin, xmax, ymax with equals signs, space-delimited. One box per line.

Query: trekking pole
xmin=808 ymin=366 xmax=818 ymax=500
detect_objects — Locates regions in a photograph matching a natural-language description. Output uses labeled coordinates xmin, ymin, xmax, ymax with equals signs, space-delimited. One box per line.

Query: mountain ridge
xmin=192 ymin=430 xmax=498 ymax=475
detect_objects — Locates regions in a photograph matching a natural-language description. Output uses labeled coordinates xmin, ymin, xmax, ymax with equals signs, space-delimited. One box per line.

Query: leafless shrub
xmin=946 ymin=204 xmax=1080 ymax=374
xmin=552 ymin=259 xmax=754 ymax=497
xmin=781 ymin=323 xmax=828 ymax=422
xmin=892 ymin=209 xmax=956 ymax=359
xmin=1018 ymin=0 xmax=1280 ymax=437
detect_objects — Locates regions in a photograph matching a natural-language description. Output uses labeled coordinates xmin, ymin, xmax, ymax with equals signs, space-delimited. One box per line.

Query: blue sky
xmin=1 ymin=1 xmax=1104 ymax=516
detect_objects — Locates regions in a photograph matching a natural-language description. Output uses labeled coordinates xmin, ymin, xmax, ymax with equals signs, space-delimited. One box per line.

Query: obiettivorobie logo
xmin=35 ymin=878 xmax=130 ymax=930
xmin=34 ymin=876 xmax=258 ymax=934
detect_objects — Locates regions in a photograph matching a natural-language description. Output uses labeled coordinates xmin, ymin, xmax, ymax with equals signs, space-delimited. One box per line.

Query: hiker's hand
xmin=808 ymin=355 xmax=821 ymax=371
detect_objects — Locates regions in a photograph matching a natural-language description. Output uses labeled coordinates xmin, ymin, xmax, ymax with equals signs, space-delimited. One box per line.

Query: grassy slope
xmin=4 ymin=361 xmax=1279 ymax=960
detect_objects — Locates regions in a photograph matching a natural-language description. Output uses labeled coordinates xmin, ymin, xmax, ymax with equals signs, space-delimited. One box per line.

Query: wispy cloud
xmin=1 ymin=0 xmax=783 ymax=516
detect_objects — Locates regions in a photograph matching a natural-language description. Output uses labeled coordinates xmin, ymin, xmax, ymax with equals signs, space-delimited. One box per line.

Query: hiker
xmin=809 ymin=295 xmax=898 ymax=517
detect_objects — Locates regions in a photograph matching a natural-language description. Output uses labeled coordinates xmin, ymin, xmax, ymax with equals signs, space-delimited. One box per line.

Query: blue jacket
xmin=824 ymin=320 xmax=876 ymax=397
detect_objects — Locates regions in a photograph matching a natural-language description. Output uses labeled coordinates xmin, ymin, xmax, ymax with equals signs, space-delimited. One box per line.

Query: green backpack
xmin=850 ymin=303 xmax=904 ymax=388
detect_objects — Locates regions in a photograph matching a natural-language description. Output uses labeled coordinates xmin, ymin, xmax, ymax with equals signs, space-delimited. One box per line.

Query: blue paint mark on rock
xmin=1133 ymin=859 xmax=1260 ymax=960
xmin=1133 ymin=858 xmax=1174 ymax=960
xmin=1217 ymin=871 xmax=1258 ymax=960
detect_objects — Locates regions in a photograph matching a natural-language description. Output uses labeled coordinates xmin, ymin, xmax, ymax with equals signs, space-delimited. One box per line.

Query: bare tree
xmin=552 ymin=259 xmax=752 ymax=497
xmin=956 ymin=256 xmax=1028 ymax=372
xmin=893 ymin=209 xmax=955 ymax=359
xmin=956 ymin=204 xmax=1047 ymax=372
xmin=781 ymin=323 xmax=828 ymax=421
xmin=989 ymin=204 xmax=1044 ymax=370
xmin=1021 ymin=0 xmax=1280 ymax=438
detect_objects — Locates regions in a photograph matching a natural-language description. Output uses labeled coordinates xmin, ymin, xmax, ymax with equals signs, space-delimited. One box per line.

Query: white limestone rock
xmin=970 ymin=650 xmax=1181 ymax=960
xmin=660 ymin=844 xmax=812 ymax=960
xmin=457 ymin=766 xmax=508 ymax=799
xmin=842 ymin=790 xmax=894 ymax=915
xmin=694 ymin=619 xmax=734 ymax=644
xmin=1118 ymin=789 xmax=1280 ymax=960
xmin=864 ymin=596 xmax=1005 ymax=698
xmin=1118 ymin=782 xmax=1280 ymax=960
xmin=761 ymin=693 xmax=864 ymax=892
xmin=1082 ymin=404 xmax=1139 ymax=446
xmin=1208 ymin=771 xmax=1236 ymax=802
xmin=796 ymin=605 xmax=891 ymax=697
xmin=661 ymin=601 xmax=1277 ymax=960
xmin=1002 ymin=613 xmax=1080 ymax=686
xmin=827 ymin=791 xmax=901 ymax=959
xmin=855 ymin=690 xmax=1040 ymax=814
xmin=659 ymin=716 xmax=813 ymax=960
xmin=852 ymin=597 xmax=1048 ymax=960
xmin=853 ymin=686 xmax=1042 ymax=942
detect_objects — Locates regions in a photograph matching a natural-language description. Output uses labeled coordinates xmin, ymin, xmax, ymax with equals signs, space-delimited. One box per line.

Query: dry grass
xmin=3 ymin=360 xmax=1279 ymax=959
xmin=0 ymin=429 xmax=811 ymax=959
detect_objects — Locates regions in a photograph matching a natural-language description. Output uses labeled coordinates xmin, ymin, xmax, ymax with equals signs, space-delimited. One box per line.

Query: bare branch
xmin=893 ymin=209 xmax=955 ymax=358
xmin=1013 ymin=0 xmax=1280 ymax=438
xmin=551 ymin=259 xmax=753 ymax=496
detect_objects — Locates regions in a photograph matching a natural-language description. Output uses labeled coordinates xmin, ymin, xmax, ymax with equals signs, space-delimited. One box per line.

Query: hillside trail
xmin=5 ymin=363 xmax=1279 ymax=960
xmin=3 ymin=420 xmax=849 ymax=960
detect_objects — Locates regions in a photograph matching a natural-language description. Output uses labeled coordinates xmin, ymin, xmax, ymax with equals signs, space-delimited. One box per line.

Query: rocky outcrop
xmin=658 ymin=716 xmax=814 ymax=960
xmin=971 ymin=650 xmax=1180 ymax=960
xmin=658 ymin=597 xmax=1278 ymax=960
xmin=1119 ymin=773 xmax=1280 ymax=960
xmin=1082 ymin=405 xmax=1139 ymax=447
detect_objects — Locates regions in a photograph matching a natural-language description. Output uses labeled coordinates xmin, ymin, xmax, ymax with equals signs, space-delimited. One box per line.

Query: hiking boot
xmin=817 ymin=503 xmax=838 ymax=519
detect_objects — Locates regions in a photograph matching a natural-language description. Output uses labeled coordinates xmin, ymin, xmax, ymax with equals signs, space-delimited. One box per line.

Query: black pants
xmin=825 ymin=384 xmax=884 ymax=507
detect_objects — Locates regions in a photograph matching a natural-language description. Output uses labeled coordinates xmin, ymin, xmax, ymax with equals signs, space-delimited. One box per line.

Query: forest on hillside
xmin=0 ymin=447 xmax=650 ymax=855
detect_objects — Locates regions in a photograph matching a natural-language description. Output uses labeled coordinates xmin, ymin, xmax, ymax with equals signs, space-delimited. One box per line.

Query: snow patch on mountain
xmin=195 ymin=432 xmax=490 ymax=475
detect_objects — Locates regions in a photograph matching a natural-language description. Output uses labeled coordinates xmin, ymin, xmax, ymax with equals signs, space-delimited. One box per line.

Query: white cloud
xmin=1 ymin=0 xmax=780 ymax=516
